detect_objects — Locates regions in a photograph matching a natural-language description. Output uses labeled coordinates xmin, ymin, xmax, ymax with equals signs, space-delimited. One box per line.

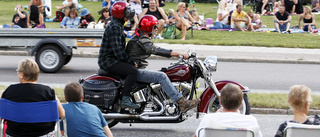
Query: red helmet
xmin=138 ymin=15 xmax=159 ymax=33
xmin=111 ymin=1 xmax=135 ymax=20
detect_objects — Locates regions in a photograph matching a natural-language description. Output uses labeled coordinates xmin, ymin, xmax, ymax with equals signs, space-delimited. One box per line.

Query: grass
xmin=1 ymin=0 xmax=320 ymax=48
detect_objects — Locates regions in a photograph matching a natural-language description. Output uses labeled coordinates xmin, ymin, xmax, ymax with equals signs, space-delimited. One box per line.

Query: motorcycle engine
xmin=165 ymin=104 xmax=177 ymax=115
xmin=133 ymin=88 xmax=149 ymax=103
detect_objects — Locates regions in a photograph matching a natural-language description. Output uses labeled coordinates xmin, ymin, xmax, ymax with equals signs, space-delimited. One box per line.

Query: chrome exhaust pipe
xmin=103 ymin=113 xmax=139 ymax=119
xmin=140 ymin=114 xmax=180 ymax=121
xmin=140 ymin=96 xmax=164 ymax=116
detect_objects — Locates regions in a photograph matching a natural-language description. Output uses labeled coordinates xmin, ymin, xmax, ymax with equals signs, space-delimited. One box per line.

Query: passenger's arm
xmin=56 ymin=95 xmax=65 ymax=118
xmin=104 ymin=125 xmax=113 ymax=137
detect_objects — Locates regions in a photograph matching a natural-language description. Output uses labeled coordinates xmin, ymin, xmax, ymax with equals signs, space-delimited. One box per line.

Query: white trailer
xmin=0 ymin=28 xmax=104 ymax=73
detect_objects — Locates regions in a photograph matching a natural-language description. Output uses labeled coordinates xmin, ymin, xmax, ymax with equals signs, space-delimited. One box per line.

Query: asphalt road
xmin=1 ymin=55 xmax=319 ymax=94
xmin=110 ymin=114 xmax=293 ymax=137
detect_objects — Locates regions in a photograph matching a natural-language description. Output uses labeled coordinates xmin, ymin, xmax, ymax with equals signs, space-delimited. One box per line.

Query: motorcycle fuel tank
xmin=164 ymin=64 xmax=191 ymax=82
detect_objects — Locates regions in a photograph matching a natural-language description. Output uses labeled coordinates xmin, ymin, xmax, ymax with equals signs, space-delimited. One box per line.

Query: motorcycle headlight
xmin=204 ymin=56 xmax=217 ymax=72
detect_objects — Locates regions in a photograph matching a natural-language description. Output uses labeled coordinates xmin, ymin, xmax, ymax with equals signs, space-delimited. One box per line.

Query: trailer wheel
xmin=36 ymin=45 xmax=65 ymax=73
xmin=64 ymin=54 xmax=72 ymax=65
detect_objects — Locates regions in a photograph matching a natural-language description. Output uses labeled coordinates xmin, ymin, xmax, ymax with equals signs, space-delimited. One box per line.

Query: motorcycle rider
xmin=98 ymin=1 xmax=139 ymax=109
xmin=125 ymin=15 xmax=199 ymax=113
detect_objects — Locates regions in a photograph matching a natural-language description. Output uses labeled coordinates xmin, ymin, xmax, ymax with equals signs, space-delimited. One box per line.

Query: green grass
xmin=248 ymin=93 xmax=320 ymax=109
xmin=1 ymin=1 xmax=320 ymax=48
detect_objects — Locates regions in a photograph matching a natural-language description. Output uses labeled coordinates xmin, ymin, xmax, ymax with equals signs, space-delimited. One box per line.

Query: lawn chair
xmin=198 ymin=127 xmax=255 ymax=137
xmin=284 ymin=122 xmax=320 ymax=137
xmin=0 ymin=98 xmax=67 ymax=137
xmin=175 ymin=24 xmax=194 ymax=39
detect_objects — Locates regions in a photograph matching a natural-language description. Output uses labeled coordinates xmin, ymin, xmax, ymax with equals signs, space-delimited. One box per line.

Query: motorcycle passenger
xmin=125 ymin=15 xmax=199 ymax=113
xmin=98 ymin=1 xmax=139 ymax=109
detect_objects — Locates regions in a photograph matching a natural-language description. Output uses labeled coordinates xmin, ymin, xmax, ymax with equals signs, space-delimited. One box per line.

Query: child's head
xmin=247 ymin=9 xmax=254 ymax=17
xmin=288 ymin=85 xmax=312 ymax=113
xmin=64 ymin=82 xmax=83 ymax=102
xmin=192 ymin=9 xmax=198 ymax=16
xmin=168 ymin=9 xmax=174 ymax=15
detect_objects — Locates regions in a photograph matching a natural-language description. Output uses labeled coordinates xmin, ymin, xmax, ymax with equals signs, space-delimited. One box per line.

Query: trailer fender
xmin=31 ymin=38 xmax=72 ymax=56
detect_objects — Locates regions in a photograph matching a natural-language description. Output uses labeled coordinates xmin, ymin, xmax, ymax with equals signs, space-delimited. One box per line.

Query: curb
xmin=2 ymin=51 xmax=320 ymax=65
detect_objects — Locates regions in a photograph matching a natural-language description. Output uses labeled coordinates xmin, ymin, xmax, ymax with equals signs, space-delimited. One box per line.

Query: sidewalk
xmin=71 ymin=43 xmax=320 ymax=64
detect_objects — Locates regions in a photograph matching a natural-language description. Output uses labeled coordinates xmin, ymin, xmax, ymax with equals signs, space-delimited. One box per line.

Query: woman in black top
xmin=1 ymin=59 xmax=65 ymax=137
xmin=298 ymin=6 xmax=316 ymax=32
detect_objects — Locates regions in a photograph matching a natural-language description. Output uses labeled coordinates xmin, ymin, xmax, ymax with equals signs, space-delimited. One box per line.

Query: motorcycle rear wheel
xmin=207 ymin=94 xmax=250 ymax=115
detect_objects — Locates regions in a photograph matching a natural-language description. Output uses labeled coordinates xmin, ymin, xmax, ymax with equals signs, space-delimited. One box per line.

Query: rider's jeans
xmin=136 ymin=69 xmax=183 ymax=102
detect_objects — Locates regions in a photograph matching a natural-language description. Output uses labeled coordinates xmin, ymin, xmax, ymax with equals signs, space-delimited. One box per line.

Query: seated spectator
xmin=60 ymin=8 xmax=80 ymax=28
xmin=140 ymin=0 xmax=169 ymax=39
xmin=124 ymin=15 xmax=138 ymax=31
xmin=102 ymin=0 xmax=115 ymax=10
xmin=98 ymin=8 xmax=112 ymax=28
xmin=261 ymin=0 xmax=273 ymax=15
xmin=193 ymin=83 xmax=262 ymax=137
xmin=273 ymin=5 xmax=292 ymax=33
xmin=1 ymin=59 xmax=65 ymax=136
xmin=27 ymin=5 xmax=44 ymax=28
xmin=311 ymin=0 xmax=320 ymax=12
xmin=274 ymin=85 xmax=320 ymax=137
xmin=78 ymin=8 xmax=95 ymax=28
xmin=227 ymin=0 xmax=241 ymax=12
xmin=130 ymin=0 xmax=143 ymax=17
xmin=272 ymin=1 xmax=282 ymax=14
xmin=282 ymin=0 xmax=297 ymax=14
xmin=4 ymin=4 xmax=28 ymax=28
xmin=168 ymin=9 xmax=176 ymax=24
xmin=247 ymin=10 xmax=262 ymax=29
xmin=192 ymin=9 xmax=203 ymax=26
xmin=55 ymin=0 xmax=78 ymax=17
xmin=208 ymin=0 xmax=230 ymax=29
xmin=298 ymin=6 xmax=316 ymax=32
xmin=28 ymin=0 xmax=44 ymax=14
xmin=294 ymin=0 xmax=303 ymax=14
xmin=61 ymin=82 xmax=113 ymax=137
xmin=231 ymin=5 xmax=255 ymax=32
xmin=174 ymin=2 xmax=196 ymax=40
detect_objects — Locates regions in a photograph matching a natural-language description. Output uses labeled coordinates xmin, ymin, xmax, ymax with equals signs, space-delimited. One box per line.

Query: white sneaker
xmin=156 ymin=34 xmax=164 ymax=39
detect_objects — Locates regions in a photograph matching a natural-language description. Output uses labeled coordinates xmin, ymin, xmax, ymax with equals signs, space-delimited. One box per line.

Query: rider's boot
xmin=120 ymin=96 xmax=139 ymax=109
xmin=176 ymin=97 xmax=200 ymax=113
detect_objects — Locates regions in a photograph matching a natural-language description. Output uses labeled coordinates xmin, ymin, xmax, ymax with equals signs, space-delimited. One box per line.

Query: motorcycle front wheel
xmin=207 ymin=94 xmax=251 ymax=115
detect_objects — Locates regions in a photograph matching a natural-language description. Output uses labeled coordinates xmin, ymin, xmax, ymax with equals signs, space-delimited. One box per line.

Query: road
xmin=1 ymin=55 xmax=319 ymax=93
xmin=110 ymin=114 xmax=292 ymax=137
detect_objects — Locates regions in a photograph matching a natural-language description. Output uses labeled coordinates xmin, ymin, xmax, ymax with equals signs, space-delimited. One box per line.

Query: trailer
xmin=0 ymin=28 xmax=104 ymax=73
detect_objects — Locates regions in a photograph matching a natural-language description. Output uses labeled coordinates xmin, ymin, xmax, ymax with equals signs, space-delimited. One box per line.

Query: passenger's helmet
xmin=111 ymin=1 xmax=135 ymax=20
xmin=138 ymin=15 xmax=159 ymax=34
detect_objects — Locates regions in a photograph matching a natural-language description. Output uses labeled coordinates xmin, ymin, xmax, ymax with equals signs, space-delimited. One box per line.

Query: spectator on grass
xmin=140 ymin=0 xmax=169 ymax=39
xmin=130 ymin=0 xmax=143 ymax=17
xmin=1 ymin=59 xmax=65 ymax=136
xmin=231 ymin=5 xmax=255 ymax=32
xmin=78 ymin=8 xmax=95 ymax=28
xmin=98 ymin=8 xmax=112 ymax=28
xmin=102 ymin=0 xmax=115 ymax=10
xmin=174 ymin=2 xmax=196 ymax=40
xmin=272 ymin=1 xmax=282 ymax=14
xmin=311 ymin=0 xmax=320 ymax=12
xmin=193 ymin=83 xmax=262 ymax=137
xmin=209 ymin=0 xmax=230 ymax=29
xmin=273 ymin=5 xmax=292 ymax=33
xmin=247 ymin=9 xmax=262 ymax=29
xmin=261 ymin=0 xmax=273 ymax=15
xmin=28 ymin=0 xmax=44 ymax=14
xmin=168 ymin=9 xmax=176 ymax=24
xmin=55 ymin=0 xmax=78 ymax=18
xmin=298 ymin=6 xmax=316 ymax=32
xmin=274 ymin=85 xmax=320 ymax=137
xmin=6 ymin=4 xmax=28 ymax=28
xmin=27 ymin=5 xmax=44 ymax=28
xmin=192 ymin=9 xmax=203 ymax=26
xmin=60 ymin=8 xmax=80 ymax=28
xmin=282 ymin=0 xmax=297 ymax=14
xmin=61 ymin=82 xmax=113 ymax=137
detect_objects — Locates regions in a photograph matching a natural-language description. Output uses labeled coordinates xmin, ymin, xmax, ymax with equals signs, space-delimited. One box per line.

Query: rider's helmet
xmin=138 ymin=15 xmax=159 ymax=34
xmin=111 ymin=1 xmax=135 ymax=20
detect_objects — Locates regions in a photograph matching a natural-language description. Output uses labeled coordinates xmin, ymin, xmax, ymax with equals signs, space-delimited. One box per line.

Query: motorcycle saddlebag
xmin=81 ymin=79 xmax=120 ymax=109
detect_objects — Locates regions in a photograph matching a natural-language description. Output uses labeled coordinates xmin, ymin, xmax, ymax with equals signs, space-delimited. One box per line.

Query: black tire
xmin=207 ymin=94 xmax=250 ymax=115
xmin=35 ymin=45 xmax=65 ymax=73
xmin=105 ymin=118 xmax=118 ymax=128
xmin=64 ymin=54 xmax=72 ymax=65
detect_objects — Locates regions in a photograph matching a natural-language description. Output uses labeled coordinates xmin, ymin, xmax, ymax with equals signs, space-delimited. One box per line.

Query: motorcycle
xmin=79 ymin=51 xmax=251 ymax=128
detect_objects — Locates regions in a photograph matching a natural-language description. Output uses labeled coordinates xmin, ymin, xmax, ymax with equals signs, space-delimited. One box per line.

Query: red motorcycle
xmin=79 ymin=51 xmax=250 ymax=127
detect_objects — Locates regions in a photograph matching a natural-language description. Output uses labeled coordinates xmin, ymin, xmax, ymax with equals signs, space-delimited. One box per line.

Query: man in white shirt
xmin=55 ymin=0 xmax=78 ymax=16
xmin=193 ymin=83 xmax=263 ymax=137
